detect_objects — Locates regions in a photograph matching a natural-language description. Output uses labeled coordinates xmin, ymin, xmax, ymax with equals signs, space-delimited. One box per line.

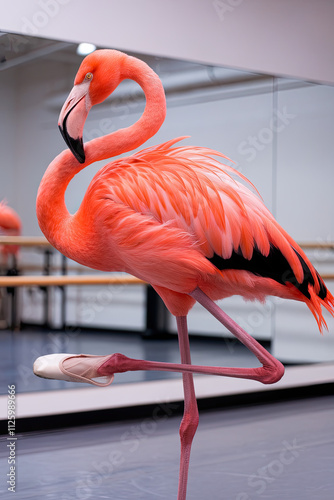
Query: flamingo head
xmin=58 ymin=49 xmax=126 ymax=164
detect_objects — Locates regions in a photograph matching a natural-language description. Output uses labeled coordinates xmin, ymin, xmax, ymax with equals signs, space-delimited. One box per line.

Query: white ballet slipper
xmin=33 ymin=353 xmax=114 ymax=387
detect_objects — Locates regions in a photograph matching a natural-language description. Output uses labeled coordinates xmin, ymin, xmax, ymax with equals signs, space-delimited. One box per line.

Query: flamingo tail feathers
xmin=306 ymin=283 xmax=334 ymax=333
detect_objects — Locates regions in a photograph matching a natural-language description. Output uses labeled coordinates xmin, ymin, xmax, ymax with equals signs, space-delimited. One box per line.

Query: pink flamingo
xmin=0 ymin=201 xmax=21 ymax=265
xmin=33 ymin=49 xmax=334 ymax=500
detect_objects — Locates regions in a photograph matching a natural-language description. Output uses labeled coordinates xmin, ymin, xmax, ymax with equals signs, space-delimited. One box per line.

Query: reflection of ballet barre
xmin=0 ymin=237 xmax=154 ymax=331
xmin=2 ymin=236 xmax=334 ymax=250
xmin=12 ymin=264 xmax=98 ymax=273
xmin=319 ymin=274 xmax=334 ymax=281
xmin=0 ymin=274 xmax=145 ymax=287
xmin=298 ymin=242 xmax=334 ymax=250
xmin=1 ymin=235 xmax=333 ymax=334
xmin=0 ymin=236 xmax=63 ymax=329
xmin=0 ymin=272 xmax=162 ymax=336
xmin=0 ymin=236 xmax=52 ymax=247
xmin=0 ymin=273 xmax=333 ymax=288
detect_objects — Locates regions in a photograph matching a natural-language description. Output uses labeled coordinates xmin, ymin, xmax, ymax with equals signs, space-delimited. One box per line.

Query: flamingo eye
xmin=85 ymin=72 xmax=93 ymax=81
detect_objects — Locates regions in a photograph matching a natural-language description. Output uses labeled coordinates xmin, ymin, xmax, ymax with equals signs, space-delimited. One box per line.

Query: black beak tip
xmin=59 ymin=125 xmax=85 ymax=164
xmin=72 ymin=139 xmax=86 ymax=164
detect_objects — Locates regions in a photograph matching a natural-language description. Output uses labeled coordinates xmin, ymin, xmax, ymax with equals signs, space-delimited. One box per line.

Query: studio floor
xmin=0 ymin=395 xmax=333 ymax=499
xmin=0 ymin=327 xmax=333 ymax=499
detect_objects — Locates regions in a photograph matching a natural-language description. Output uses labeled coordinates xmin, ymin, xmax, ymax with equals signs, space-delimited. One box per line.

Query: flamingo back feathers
xmin=83 ymin=138 xmax=334 ymax=330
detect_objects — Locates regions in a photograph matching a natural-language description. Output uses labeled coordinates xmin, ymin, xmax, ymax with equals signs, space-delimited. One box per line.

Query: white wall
xmin=1 ymin=0 xmax=334 ymax=84
xmin=0 ymin=69 xmax=17 ymax=206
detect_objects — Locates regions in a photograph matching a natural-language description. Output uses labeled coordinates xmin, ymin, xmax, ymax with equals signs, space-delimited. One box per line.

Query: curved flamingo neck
xmin=36 ymin=150 xmax=78 ymax=255
xmin=84 ymin=55 xmax=166 ymax=164
xmin=37 ymin=54 xmax=166 ymax=259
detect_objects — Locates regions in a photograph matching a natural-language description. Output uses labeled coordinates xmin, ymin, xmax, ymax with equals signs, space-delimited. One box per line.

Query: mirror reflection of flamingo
xmin=33 ymin=50 xmax=334 ymax=500
xmin=0 ymin=201 xmax=21 ymax=266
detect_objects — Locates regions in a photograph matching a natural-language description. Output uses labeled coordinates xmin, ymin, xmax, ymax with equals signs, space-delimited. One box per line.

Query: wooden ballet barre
xmin=0 ymin=274 xmax=146 ymax=287
xmin=1 ymin=236 xmax=334 ymax=250
xmin=299 ymin=242 xmax=334 ymax=250
xmin=0 ymin=273 xmax=333 ymax=288
xmin=0 ymin=236 xmax=52 ymax=247
xmin=16 ymin=264 xmax=104 ymax=273
xmin=317 ymin=273 xmax=334 ymax=281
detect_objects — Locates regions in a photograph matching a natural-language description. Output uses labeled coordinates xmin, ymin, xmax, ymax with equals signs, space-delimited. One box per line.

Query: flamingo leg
xmin=98 ymin=288 xmax=284 ymax=384
xmin=189 ymin=287 xmax=285 ymax=384
xmin=176 ymin=316 xmax=199 ymax=500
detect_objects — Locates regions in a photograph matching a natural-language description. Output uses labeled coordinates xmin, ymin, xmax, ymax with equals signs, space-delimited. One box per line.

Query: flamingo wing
xmin=82 ymin=138 xmax=332 ymax=326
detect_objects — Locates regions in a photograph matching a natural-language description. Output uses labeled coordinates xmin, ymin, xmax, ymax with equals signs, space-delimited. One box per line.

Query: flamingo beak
xmin=58 ymin=81 xmax=92 ymax=164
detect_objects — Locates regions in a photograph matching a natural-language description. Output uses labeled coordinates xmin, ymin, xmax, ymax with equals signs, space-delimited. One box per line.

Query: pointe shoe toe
xmin=33 ymin=353 xmax=114 ymax=387
xmin=33 ymin=353 xmax=76 ymax=382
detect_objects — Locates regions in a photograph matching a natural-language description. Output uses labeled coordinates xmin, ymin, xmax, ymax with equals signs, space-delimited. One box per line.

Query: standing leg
xmin=176 ymin=316 xmax=199 ymax=500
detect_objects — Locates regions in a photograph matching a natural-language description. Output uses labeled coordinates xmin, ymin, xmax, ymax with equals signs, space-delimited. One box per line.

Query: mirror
xmin=0 ymin=32 xmax=333 ymax=400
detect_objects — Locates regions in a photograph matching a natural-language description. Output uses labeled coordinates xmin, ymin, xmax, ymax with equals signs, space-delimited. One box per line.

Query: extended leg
xmin=176 ymin=316 xmax=199 ymax=500
xmin=97 ymin=288 xmax=284 ymax=384
xmin=34 ymin=287 xmax=284 ymax=385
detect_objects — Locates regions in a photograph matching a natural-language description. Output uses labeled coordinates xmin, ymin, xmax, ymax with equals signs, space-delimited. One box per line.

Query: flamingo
xmin=0 ymin=201 xmax=21 ymax=265
xmin=33 ymin=49 xmax=334 ymax=500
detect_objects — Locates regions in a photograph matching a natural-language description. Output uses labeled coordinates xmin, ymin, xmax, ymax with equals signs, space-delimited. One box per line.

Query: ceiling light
xmin=77 ymin=43 xmax=96 ymax=56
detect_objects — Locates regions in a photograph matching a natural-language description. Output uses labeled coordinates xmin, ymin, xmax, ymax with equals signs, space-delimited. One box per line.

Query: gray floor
xmin=0 ymin=395 xmax=333 ymax=499
xmin=1 ymin=327 xmax=333 ymax=499
xmin=0 ymin=328 xmax=258 ymax=394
